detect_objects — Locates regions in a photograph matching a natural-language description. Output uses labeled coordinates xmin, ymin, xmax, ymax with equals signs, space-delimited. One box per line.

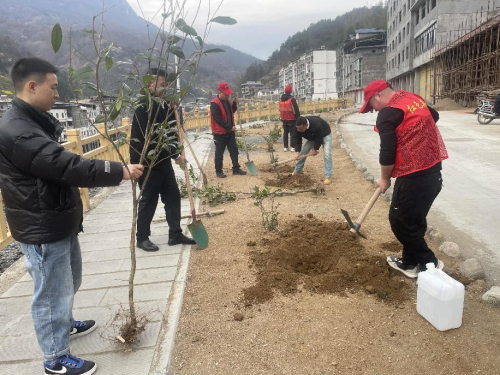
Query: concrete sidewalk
xmin=0 ymin=130 xmax=214 ymax=374
xmin=339 ymin=111 xmax=500 ymax=283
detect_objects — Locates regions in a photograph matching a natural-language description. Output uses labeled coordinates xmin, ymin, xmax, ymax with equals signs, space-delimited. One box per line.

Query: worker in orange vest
xmin=360 ymin=80 xmax=448 ymax=278
xmin=279 ymin=84 xmax=300 ymax=152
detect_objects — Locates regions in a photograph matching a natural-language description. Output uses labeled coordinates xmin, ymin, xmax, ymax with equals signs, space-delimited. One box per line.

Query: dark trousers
xmin=282 ymin=121 xmax=295 ymax=148
xmin=136 ymin=161 xmax=182 ymax=241
xmin=389 ymin=172 xmax=443 ymax=266
xmin=213 ymin=132 xmax=240 ymax=172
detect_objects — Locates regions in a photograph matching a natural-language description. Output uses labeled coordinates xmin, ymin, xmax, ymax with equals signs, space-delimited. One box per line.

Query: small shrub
xmin=203 ymin=184 xmax=236 ymax=206
xmin=252 ymin=186 xmax=280 ymax=231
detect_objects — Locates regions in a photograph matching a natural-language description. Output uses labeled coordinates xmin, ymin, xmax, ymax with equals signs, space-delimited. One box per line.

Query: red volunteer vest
xmin=279 ymin=98 xmax=296 ymax=121
xmin=210 ymin=97 xmax=235 ymax=135
xmin=376 ymin=90 xmax=448 ymax=178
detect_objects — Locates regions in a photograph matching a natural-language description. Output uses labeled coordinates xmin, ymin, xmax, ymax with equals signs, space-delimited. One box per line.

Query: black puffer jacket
xmin=0 ymin=99 xmax=123 ymax=244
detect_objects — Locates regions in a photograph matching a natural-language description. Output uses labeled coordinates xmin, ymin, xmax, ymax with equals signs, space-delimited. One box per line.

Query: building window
xmin=415 ymin=11 xmax=419 ymax=25
xmin=402 ymin=50 xmax=405 ymax=62
xmin=399 ymin=11 xmax=402 ymax=22
xmin=407 ymin=22 xmax=410 ymax=35
xmin=403 ymin=27 xmax=406 ymax=38
xmin=406 ymin=46 xmax=409 ymax=59
xmin=398 ymin=53 xmax=401 ymax=67
xmin=431 ymin=0 xmax=436 ymax=9
xmin=398 ymin=32 xmax=401 ymax=43
xmin=414 ymin=23 xmax=436 ymax=56
xmin=404 ymin=4 xmax=406 ymax=15
xmin=56 ymin=113 xmax=59 ymax=118
xmin=421 ymin=6 xmax=425 ymax=19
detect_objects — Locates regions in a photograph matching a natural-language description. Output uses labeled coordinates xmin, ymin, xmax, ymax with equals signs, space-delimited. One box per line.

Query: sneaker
xmin=284 ymin=147 xmax=288 ymax=152
xmin=324 ymin=177 xmax=332 ymax=185
xmin=45 ymin=354 xmax=96 ymax=375
xmin=233 ymin=168 xmax=247 ymax=175
xmin=290 ymin=147 xmax=295 ymax=152
xmin=418 ymin=258 xmax=444 ymax=273
xmin=70 ymin=320 xmax=96 ymax=339
xmin=216 ymin=171 xmax=227 ymax=178
xmin=386 ymin=256 xmax=418 ymax=278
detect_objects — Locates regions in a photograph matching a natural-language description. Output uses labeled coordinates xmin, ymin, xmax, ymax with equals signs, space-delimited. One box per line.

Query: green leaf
xmin=73 ymin=88 xmax=83 ymax=96
xmin=104 ymin=42 xmax=114 ymax=57
xmin=168 ymin=35 xmax=182 ymax=45
xmin=1 ymin=90 xmax=13 ymax=95
xmin=203 ymin=48 xmax=226 ymax=54
xmin=181 ymin=85 xmax=189 ymax=98
xmin=105 ymin=56 xmax=113 ymax=71
xmin=166 ymin=72 xmax=177 ymax=83
xmin=68 ymin=67 xmax=74 ymax=79
xmin=143 ymin=74 xmax=154 ymax=85
xmin=82 ymin=29 xmax=97 ymax=34
xmin=115 ymin=98 xmax=123 ymax=112
xmin=187 ymin=63 xmax=197 ymax=75
xmin=170 ymin=46 xmax=185 ymax=59
xmin=209 ymin=16 xmax=237 ymax=25
xmin=109 ymin=106 xmax=120 ymax=121
xmin=195 ymin=36 xmax=204 ymax=47
xmin=162 ymin=12 xmax=172 ymax=18
xmin=175 ymin=18 xmax=197 ymax=36
xmin=51 ymin=23 xmax=63 ymax=53
xmin=95 ymin=114 xmax=105 ymax=123
xmin=81 ymin=82 xmax=97 ymax=91
xmin=72 ymin=66 xmax=95 ymax=81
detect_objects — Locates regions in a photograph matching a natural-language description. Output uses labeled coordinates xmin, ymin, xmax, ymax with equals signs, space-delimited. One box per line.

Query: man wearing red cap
xmin=360 ymin=80 xmax=448 ymax=278
xmin=210 ymin=82 xmax=247 ymax=178
xmin=279 ymin=84 xmax=300 ymax=152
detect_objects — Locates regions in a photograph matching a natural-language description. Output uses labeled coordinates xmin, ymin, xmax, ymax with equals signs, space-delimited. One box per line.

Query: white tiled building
xmin=278 ymin=48 xmax=337 ymax=100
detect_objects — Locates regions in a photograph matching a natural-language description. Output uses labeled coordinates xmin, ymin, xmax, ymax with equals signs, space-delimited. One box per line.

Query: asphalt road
xmin=339 ymin=110 xmax=500 ymax=283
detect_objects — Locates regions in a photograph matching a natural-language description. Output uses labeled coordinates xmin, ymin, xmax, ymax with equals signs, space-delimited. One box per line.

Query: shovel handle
xmin=273 ymin=154 xmax=307 ymax=166
xmin=180 ymin=127 xmax=208 ymax=185
xmin=175 ymin=109 xmax=196 ymax=221
xmin=237 ymin=110 xmax=251 ymax=163
xmin=355 ymin=187 xmax=382 ymax=226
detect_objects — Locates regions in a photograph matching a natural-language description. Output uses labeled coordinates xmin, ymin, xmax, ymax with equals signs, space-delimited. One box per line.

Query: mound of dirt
xmin=433 ymin=98 xmax=464 ymax=111
xmin=243 ymin=218 xmax=411 ymax=306
xmin=264 ymin=173 xmax=316 ymax=189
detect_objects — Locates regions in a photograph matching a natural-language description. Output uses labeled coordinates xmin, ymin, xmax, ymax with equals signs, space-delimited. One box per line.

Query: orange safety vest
xmin=279 ymin=98 xmax=296 ymax=121
xmin=210 ymin=97 xmax=235 ymax=135
xmin=375 ymin=90 xmax=448 ymax=178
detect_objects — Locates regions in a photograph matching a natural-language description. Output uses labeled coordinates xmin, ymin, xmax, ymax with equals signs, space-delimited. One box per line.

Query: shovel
xmin=271 ymin=154 xmax=308 ymax=178
xmin=180 ymin=127 xmax=208 ymax=186
xmin=237 ymin=110 xmax=257 ymax=176
xmin=175 ymin=109 xmax=209 ymax=249
xmin=340 ymin=187 xmax=382 ymax=239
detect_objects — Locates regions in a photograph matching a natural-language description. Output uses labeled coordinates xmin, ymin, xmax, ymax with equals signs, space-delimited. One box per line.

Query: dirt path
xmin=170 ymin=112 xmax=500 ymax=375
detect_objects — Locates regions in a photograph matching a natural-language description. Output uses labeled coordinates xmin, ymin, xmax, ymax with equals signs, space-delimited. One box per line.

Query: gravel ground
xmin=0 ymin=186 xmax=106 ymax=276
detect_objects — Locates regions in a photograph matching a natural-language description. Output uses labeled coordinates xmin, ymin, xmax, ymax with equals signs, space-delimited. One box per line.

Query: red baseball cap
xmin=218 ymin=82 xmax=233 ymax=96
xmin=359 ymin=80 xmax=391 ymax=113
xmin=285 ymin=84 xmax=293 ymax=94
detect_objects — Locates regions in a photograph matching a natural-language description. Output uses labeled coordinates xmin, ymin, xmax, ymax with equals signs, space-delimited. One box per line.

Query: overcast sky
xmin=126 ymin=0 xmax=384 ymax=60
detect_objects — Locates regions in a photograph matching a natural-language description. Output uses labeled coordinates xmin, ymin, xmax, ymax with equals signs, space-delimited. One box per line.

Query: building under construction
xmin=434 ymin=11 xmax=500 ymax=106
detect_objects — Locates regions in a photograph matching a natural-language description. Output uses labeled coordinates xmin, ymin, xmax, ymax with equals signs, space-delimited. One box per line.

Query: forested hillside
xmin=242 ymin=4 xmax=387 ymax=87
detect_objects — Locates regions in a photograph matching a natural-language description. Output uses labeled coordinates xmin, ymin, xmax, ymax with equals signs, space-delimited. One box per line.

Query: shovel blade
xmin=246 ymin=161 xmax=257 ymax=176
xmin=188 ymin=220 xmax=209 ymax=249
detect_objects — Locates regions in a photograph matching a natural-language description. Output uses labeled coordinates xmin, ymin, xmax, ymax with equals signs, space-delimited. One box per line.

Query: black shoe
xmin=70 ymin=320 xmax=96 ymax=339
xmin=233 ymin=168 xmax=247 ymax=175
xmin=168 ymin=234 xmax=196 ymax=246
xmin=386 ymin=256 xmax=418 ymax=278
xmin=137 ymin=239 xmax=159 ymax=252
xmin=216 ymin=171 xmax=227 ymax=178
xmin=45 ymin=354 xmax=96 ymax=375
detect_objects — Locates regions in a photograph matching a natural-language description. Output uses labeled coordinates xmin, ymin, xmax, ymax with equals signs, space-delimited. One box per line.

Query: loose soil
xmin=433 ymin=98 xmax=465 ymax=111
xmin=171 ymin=112 xmax=500 ymax=375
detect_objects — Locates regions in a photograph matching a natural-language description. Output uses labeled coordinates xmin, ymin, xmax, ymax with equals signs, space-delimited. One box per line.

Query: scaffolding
xmin=434 ymin=10 xmax=500 ymax=106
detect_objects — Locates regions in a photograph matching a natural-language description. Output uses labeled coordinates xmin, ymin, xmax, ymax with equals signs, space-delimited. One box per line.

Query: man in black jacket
xmin=279 ymin=84 xmax=300 ymax=151
xmin=292 ymin=116 xmax=333 ymax=184
xmin=130 ymin=68 xmax=195 ymax=252
xmin=0 ymin=58 xmax=143 ymax=375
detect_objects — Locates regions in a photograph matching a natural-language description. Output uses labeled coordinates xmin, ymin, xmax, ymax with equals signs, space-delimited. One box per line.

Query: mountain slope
xmin=244 ymin=4 xmax=387 ymax=87
xmin=0 ymin=0 xmax=260 ymax=97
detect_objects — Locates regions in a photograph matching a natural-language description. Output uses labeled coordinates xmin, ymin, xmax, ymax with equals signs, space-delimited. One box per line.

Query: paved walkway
xmin=0 ymin=130 xmax=214 ymax=374
xmin=339 ymin=111 xmax=500 ymax=283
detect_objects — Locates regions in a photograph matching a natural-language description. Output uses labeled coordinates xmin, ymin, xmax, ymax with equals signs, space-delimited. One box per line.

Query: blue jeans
xmin=20 ymin=234 xmax=82 ymax=363
xmin=294 ymin=133 xmax=333 ymax=177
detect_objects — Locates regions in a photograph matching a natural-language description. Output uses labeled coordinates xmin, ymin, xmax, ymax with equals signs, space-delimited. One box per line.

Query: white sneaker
xmin=284 ymin=148 xmax=288 ymax=152
xmin=290 ymin=147 xmax=295 ymax=152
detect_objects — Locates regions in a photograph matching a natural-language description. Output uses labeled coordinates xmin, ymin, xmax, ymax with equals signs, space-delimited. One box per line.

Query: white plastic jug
xmin=417 ymin=263 xmax=465 ymax=331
